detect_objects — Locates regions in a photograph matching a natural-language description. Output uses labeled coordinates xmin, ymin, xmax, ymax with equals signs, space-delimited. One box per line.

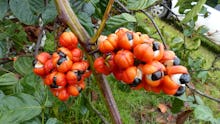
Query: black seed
xmin=32 ymin=59 xmax=37 ymax=67
xmin=129 ymin=78 xmax=141 ymax=87
xmin=57 ymin=57 xmax=67 ymax=65
xmin=78 ymin=70 xmax=85 ymax=75
xmin=174 ymin=86 xmax=185 ymax=96
xmin=151 ymin=71 xmax=163 ymax=81
xmin=126 ymin=32 xmax=133 ymax=41
xmin=78 ymin=87 xmax=82 ymax=93
xmin=58 ymin=51 xmax=66 ymax=57
xmin=173 ymin=57 xmax=180 ymax=65
xmin=53 ymin=77 xmax=57 ymax=84
xmin=77 ymin=75 xmax=82 ymax=81
xmin=180 ymin=74 xmax=190 ymax=84
xmin=50 ymin=77 xmax=58 ymax=88
xmin=153 ymin=42 xmax=160 ymax=51
xmin=50 ymin=84 xmax=58 ymax=88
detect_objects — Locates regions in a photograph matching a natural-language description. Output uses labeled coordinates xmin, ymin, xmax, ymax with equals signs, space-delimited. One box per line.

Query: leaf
xmin=0 ymin=73 xmax=19 ymax=86
xmin=197 ymin=71 xmax=208 ymax=83
xmin=197 ymin=25 xmax=209 ymax=34
xmin=186 ymin=38 xmax=201 ymax=50
xmin=176 ymin=110 xmax=193 ymax=124
xmin=193 ymin=105 xmax=214 ymax=122
xmin=46 ymin=118 xmax=62 ymax=124
xmin=44 ymin=32 xmax=56 ymax=52
xmin=182 ymin=0 xmax=207 ymax=23
xmin=33 ymin=81 xmax=48 ymax=105
xmin=171 ymin=97 xmax=184 ymax=113
xmin=183 ymin=28 xmax=193 ymax=37
xmin=28 ymin=0 xmax=44 ymax=14
xmin=135 ymin=12 xmax=154 ymax=34
xmin=23 ymin=117 xmax=41 ymax=124
xmin=106 ymin=13 xmax=136 ymax=31
xmin=42 ymin=0 xmax=57 ymax=24
xmin=170 ymin=37 xmax=184 ymax=51
xmin=20 ymin=72 xmax=41 ymax=94
xmin=0 ymin=0 xmax=8 ymax=20
xmin=127 ymin=0 xmax=157 ymax=10
xmin=0 ymin=41 xmax=8 ymax=58
xmin=188 ymin=95 xmax=204 ymax=105
xmin=0 ymin=93 xmax=42 ymax=123
xmin=176 ymin=0 xmax=194 ymax=14
xmin=78 ymin=12 xmax=94 ymax=36
xmin=9 ymin=0 xmax=38 ymax=25
xmin=14 ymin=56 xmax=34 ymax=76
xmin=0 ymin=90 xmax=5 ymax=99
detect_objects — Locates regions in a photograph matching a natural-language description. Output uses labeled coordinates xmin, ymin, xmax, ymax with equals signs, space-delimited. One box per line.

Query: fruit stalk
xmin=90 ymin=0 xmax=115 ymax=44
xmin=54 ymin=0 xmax=122 ymax=123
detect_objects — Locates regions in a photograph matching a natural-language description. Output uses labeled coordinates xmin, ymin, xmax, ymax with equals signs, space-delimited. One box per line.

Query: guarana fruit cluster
xmin=33 ymin=32 xmax=91 ymax=101
xmin=94 ymin=28 xmax=191 ymax=96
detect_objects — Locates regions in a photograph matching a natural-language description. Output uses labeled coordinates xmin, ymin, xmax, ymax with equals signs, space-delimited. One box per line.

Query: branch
xmin=54 ymin=0 xmax=90 ymax=43
xmin=54 ymin=0 xmax=122 ymax=123
xmin=114 ymin=0 xmax=168 ymax=49
xmin=115 ymin=0 xmax=129 ymax=12
xmin=90 ymin=0 xmax=115 ymax=44
xmin=87 ymin=98 xmax=110 ymax=124
xmin=140 ymin=10 xmax=167 ymax=49
xmin=186 ymin=84 xmax=220 ymax=103
xmin=34 ymin=23 xmax=44 ymax=57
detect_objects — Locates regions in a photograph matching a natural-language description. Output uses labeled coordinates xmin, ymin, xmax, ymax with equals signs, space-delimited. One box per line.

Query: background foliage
xmin=0 ymin=0 xmax=220 ymax=123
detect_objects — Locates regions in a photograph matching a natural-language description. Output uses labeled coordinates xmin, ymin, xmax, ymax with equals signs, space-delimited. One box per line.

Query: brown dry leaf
xmin=24 ymin=26 xmax=40 ymax=42
xmin=158 ymin=103 xmax=168 ymax=113
xmin=176 ymin=110 xmax=193 ymax=124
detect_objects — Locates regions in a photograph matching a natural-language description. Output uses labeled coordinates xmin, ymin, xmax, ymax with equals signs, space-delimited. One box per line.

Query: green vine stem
xmin=90 ymin=0 xmax=115 ymax=44
xmin=54 ymin=0 xmax=122 ymax=123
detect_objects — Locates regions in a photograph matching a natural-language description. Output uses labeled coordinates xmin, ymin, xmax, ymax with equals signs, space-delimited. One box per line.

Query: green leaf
xmin=20 ymin=72 xmax=41 ymax=94
xmin=28 ymin=0 xmax=44 ymax=14
xmin=171 ymin=97 xmax=184 ymax=113
xmin=0 ymin=0 xmax=8 ymax=20
xmin=197 ymin=26 xmax=209 ymax=34
xmin=44 ymin=32 xmax=56 ymax=52
xmin=135 ymin=12 xmax=154 ymax=34
xmin=182 ymin=0 xmax=207 ymax=23
xmin=194 ymin=105 xmax=214 ymax=122
xmin=9 ymin=0 xmax=38 ymax=25
xmin=183 ymin=28 xmax=193 ymax=37
xmin=78 ymin=12 xmax=94 ymax=36
xmin=46 ymin=118 xmax=62 ymax=124
xmin=186 ymin=38 xmax=201 ymax=50
xmin=127 ymin=0 xmax=157 ymax=10
xmin=14 ymin=56 xmax=34 ymax=76
xmin=0 ymin=41 xmax=7 ymax=58
xmin=106 ymin=13 xmax=136 ymax=31
xmin=0 ymin=73 xmax=19 ymax=86
xmin=42 ymin=0 xmax=57 ymax=24
xmin=176 ymin=0 xmax=194 ymax=14
xmin=197 ymin=71 xmax=208 ymax=83
xmin=33 ymin=81 xmax=48 ymax=105
xmin=188 ymin=95 xmax=204 ymax=105
xmin=170 ymin=37 xmax=184 ymax=51
xmin=23 ymin=117 xmax=41 ymax=124
xmin=0 ymin=93 xmax=42 ymax=123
